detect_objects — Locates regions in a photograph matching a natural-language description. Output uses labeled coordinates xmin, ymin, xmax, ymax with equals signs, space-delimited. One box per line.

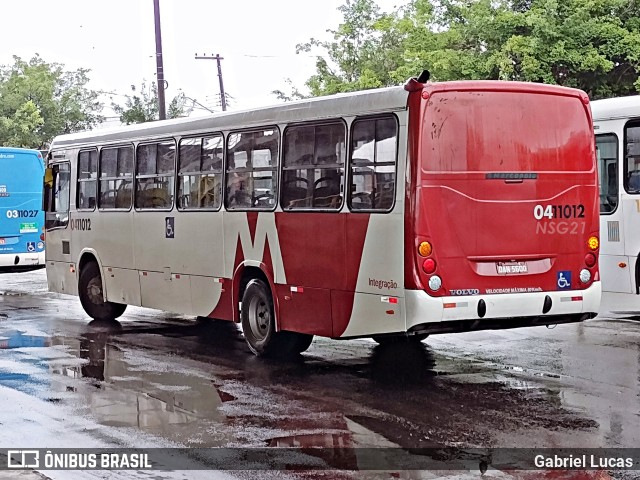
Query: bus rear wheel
xmin=241 ymin=279 xmax=313 ymax=357
xmin=78 ymin=262 xmax=127 ymax=321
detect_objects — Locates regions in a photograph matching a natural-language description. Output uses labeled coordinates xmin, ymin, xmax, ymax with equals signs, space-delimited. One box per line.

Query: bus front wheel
xmin=241 ymin=279 xmax=313 ymax=357
xmin=78 ymin=262 xmax=127 ymax=321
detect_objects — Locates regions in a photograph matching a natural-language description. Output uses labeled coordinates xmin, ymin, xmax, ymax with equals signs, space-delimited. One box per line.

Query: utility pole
xmin=153 ymin=0 xmax=167 ymax=120
xmin=195 ymin=53 xmax=227 ymax=111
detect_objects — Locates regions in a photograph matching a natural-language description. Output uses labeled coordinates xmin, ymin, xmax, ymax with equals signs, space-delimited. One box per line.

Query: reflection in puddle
xmin=268 ymin=432 xmax=359 ymax=470
xmin=79 ymin=318 xmax=122 ymax=381
xmin=55 ymin=319 xmax=229 ymax=440
xmin=0 ymin=327 xmax=52 ymax=393
xmin=0 ymin=318 xmax=247 ymax=445
xmin=0 ymin=329 xmax=50 ymax=349
xmin=369 ymin=340 xmax=436 ymax=385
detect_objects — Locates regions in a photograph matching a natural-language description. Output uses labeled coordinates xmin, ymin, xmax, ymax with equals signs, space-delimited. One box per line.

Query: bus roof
xmin=590 ymin=95 xmax=640 ymax=121
xmin=0 ymin=147 xmax=42 ymax=156
xmin=49 ymin=80 xmax=590 ymax=150
xmin=424 ymin=79 xmax=587 ymax=97
xmin=50 ymin=86 xmax=411 ymax=149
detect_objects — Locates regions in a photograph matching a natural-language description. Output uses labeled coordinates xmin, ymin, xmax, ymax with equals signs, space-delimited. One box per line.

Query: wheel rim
xmin=247 ymin=295 xmax=270 ymax=341
xmin=86 ymin=276 xmax=104 ymax=305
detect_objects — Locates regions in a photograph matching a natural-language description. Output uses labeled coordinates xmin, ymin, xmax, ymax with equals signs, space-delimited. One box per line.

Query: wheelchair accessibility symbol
xmin=26 ymin=242 xmax=36 ymax=252
xmin=557 ymin=271 xmax=571 ymax=290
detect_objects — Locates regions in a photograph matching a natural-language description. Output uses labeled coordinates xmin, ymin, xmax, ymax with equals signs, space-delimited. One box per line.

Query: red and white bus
xmin=44 ymin=74 xmax=601 ymax=356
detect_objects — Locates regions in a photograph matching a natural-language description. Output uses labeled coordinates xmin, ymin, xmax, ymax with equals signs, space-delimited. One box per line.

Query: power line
xmin=240 ymin=54 xmax=319 ymax=58
xmin=182 ymin=95 xmax=215 ymax=114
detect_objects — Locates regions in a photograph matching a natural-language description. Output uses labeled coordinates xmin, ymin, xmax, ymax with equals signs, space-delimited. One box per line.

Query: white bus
xmin=44 ymin=76 xmax=601 ymax=357
xmin=591 ymin=96 xmax=640 ymax=304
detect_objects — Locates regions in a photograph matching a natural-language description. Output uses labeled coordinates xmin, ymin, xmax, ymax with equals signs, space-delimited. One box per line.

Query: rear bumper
xmin=405 ymin=281 xmax=601 ymax=333
xmin=0 ymin=251 xmax=45 ymax=268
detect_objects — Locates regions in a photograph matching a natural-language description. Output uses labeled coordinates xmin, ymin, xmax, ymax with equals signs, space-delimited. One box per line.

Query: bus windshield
xmin=423 ymin=91 xmax=593 ymax=172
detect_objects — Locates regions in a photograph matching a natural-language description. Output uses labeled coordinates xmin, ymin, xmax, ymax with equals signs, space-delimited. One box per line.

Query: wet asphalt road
xmin=0 ymin=268 xmax=639 ymax=479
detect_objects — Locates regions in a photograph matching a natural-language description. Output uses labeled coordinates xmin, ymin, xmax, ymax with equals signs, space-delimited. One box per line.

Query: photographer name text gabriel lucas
xmin=534 ymin=454 xmax=634 ymax=469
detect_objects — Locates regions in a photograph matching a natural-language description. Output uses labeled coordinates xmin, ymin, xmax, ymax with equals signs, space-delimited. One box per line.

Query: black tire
xmin=78 ymin=262 xmax=127 ymax=321
xmin=241 ymin=279 xmax=278 ymax=356
xmin=372 ymin=333 xmax=428 ymax=345
xmin=290 ymin=332 xmax=314 ymax=354
xmin=278 ymin=330 xmax=314 ymax=355
xmin=241 ymin=279 xmax=314 ymax=357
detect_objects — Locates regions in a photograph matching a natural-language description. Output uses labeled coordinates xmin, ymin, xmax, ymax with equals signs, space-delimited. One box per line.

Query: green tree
xmin=295 ymin=0 xmax=408 ymax=96
xmin=295 ymin=0 xmax=640 ymax=100
xmin=0 ymin=55 xmax=104 ymax=148
xmin=111 ymin=81 xmax=194 ymax=125
xmin=401 ymin=0 xmax=640 ymax=98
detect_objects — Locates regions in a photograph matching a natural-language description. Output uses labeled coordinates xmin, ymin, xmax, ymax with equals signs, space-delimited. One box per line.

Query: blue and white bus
xmin=0 ymin=147 xmax=46 ymax=268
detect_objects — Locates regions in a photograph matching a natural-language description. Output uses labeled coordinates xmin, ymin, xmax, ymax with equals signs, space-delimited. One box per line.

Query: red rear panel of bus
xmin=407 ymin=82 xmax=599 ymax=296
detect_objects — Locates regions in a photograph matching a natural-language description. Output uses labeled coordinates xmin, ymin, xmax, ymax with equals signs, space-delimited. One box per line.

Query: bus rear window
xmin=423 ymin=91 xmax=593 ymax=172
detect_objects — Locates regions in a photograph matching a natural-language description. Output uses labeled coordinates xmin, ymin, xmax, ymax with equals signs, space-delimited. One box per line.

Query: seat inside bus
xmin=137 ymin=186 xmax=171 ymax=208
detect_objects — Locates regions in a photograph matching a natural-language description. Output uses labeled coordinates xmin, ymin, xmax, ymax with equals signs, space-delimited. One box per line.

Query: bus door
xmin=44 ymin=154 xmax=76 ymax=294
xmin=595 ymin=125 xmax=631 ymax=293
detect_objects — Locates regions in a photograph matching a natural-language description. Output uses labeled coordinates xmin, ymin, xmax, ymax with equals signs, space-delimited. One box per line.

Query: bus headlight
xmin=428 ymin=275 xmax=442 ymax=291
xmin=579 ymin=269 xmax=591 ymax=284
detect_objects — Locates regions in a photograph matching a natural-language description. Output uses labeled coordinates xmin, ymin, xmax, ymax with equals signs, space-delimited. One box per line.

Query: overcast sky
xmin=3 ymin=0 xmax=403 ymax=119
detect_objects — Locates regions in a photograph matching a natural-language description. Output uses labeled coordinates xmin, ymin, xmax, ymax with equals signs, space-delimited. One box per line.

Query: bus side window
xmin=225 ymin=129 xmax=279 ymax=211
xmin=99 ymin=146 xmax=134 ymax=210
xmin=135 ymin=141 xmax=175 ymax=210
xmin=596 ymin=133 xmax=619 ymax=213
xmin=624 ymin=121 xmax=640 ymax=195
xmin=77 ymin=149 xmax=97 ymax=210
xmin=349 ymin=115 xmax=398 ymax=212
xmin=282 ymin=122 xmax=345 ymax=211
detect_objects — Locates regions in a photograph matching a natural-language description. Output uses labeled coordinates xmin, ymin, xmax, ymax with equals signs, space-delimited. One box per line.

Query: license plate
xmin=497 ymin=262 xmax=528 ymax=274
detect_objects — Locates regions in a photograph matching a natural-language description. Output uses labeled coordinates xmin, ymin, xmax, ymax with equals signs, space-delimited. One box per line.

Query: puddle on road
xmin=53 ymin=320 xmax=236 ymax=444
xmin=0 ymin=314 xmax=634 ymax=457
xmin=0 ymin=329 xmax=50 ymax=349
xmin=0 ymin=319 xmax=392 ymax=452
xmin=0 ymin=320 xmax=237 ymax=446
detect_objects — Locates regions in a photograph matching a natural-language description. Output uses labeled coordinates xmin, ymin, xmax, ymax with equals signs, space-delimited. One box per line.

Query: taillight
xmin=418 ymin=241 xmax=432 ymax=257
xmin=588 ymin=236 xmax=599 ymax=251
xmin=585 ymin=253 xmax=596 ymax=267
xmin=422 ymin=258 xmax=436 ymax=274
xmin=418 ymin=240 xmax=439 ymax=289
xmin=40 ymin=233 xmax=45 ymax=241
